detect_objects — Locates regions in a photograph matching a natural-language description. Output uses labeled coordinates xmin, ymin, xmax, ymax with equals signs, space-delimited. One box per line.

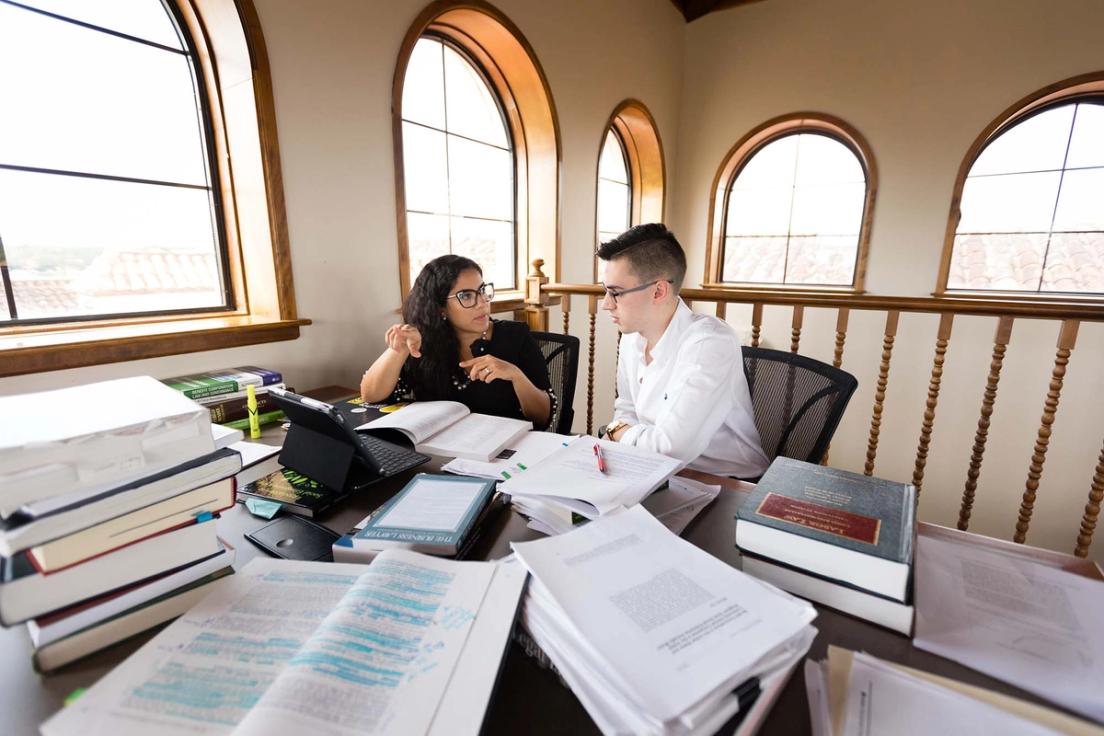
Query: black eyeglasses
xmin=601 ymin=280 xmax=667 ymax=304
xmin=447 ymin=282 xmax=495 ymax=308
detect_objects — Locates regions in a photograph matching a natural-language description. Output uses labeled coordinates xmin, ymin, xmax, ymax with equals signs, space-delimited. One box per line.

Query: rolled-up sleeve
xmin=618 ymin=335 xmax=737 ymax=463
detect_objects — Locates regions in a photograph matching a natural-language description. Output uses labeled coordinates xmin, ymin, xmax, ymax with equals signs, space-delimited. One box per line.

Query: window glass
xmin=597 ymin=129 xmax=630 ymax=244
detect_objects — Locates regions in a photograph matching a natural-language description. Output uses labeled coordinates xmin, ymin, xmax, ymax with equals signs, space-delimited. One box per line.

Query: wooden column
xmin=524 ymin=259 xmax=554 ymax=331
xmin=864 ymin=311 xmax=900 ymax=476
xmin=750 ymin=304 xmax=763 ymax=348
xmin=586 ymin=295 xmax=598 ymax=436
xmin=790 ymin=305 xmax=804 ymax=353
xmin=560 ymin=295 xmax=570 ymax=334
xmin=1074 ymin=440 xmax=1104 ymax=557
xmin=613 ymin=330 xmax=621 ymax=399
xmin=1015 ymin=320 xmax=1079 ymax=544
xmin=715 ymin=301 xmax=727 ymax=320
xmin=822 ymin=308 xmax=850 ymax=465
xmin=958 ymin=316 xmax=1013 ymax=531
xmin=912 ymin=314 xmax=953 ymax=496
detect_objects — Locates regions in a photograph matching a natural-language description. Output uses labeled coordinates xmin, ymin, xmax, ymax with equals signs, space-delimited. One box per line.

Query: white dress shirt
xmin=613 ymin=299 xmax=770 ymax=477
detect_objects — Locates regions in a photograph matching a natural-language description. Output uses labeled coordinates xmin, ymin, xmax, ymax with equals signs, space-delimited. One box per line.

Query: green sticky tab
xmin=245 ymin=498 xmax=282 ymax=519
xmin=517 ymin=463 xmax=527 ymax=471
xmin=64 ymin=688 xmax=87 ymax=706
xmin=501 ymin=471 xmax=512 ymax=480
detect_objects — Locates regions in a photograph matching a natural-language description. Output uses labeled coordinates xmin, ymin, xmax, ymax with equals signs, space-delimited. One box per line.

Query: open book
xmin=358 ymin=401 xmax=531 ymax=461
xmin=42 ymin=553 xmax=528 ymax=736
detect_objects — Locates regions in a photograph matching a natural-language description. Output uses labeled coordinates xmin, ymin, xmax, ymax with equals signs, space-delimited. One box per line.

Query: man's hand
xmin=385 ymin=324 xmax=422 ymax=358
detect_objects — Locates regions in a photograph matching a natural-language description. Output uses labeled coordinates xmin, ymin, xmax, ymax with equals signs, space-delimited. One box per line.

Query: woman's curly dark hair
xmin=401 ymin=254 xmax=482 ymax=399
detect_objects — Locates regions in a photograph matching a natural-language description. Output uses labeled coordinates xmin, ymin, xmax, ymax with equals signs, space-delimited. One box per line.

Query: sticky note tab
xmin=244 ymin=498 xmax=282 ymax=519
xmin=194 ymin=511 xmax=214 ymax=523
xmin=64 ymin=688 xmax=87 ymax=706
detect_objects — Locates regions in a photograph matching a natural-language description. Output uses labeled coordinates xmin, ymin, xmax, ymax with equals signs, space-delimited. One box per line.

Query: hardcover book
xmin=736 ymin=456 xmax=916 ymax=601
xmin=236 ymin=467 xmax=346 ymax=518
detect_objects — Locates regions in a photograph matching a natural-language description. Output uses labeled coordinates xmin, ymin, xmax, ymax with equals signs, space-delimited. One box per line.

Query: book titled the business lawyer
xmin=735 ymin=456 xmax=916 ymax=602
xmin=237 ymin=467 xmax=347 ymax=518
xmin=334 ymin=473 xmax=496 ymax=561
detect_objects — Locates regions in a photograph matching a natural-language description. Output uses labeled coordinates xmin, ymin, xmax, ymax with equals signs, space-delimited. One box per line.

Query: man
xmin=599 ymin=223 xmax=770 ymax=479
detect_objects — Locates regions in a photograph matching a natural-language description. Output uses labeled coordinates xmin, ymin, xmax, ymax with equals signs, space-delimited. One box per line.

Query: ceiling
xmin=668 ymin=0 xmax=765 ymax=22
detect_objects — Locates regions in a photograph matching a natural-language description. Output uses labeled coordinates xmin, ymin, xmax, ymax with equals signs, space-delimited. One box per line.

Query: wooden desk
xmin=0 ymin=391 xmax=1073 ymax=734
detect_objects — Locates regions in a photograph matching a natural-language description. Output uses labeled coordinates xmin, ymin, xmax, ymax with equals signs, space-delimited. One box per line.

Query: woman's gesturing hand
xmin=385 ymin=324 xmax=422 ymax=358
xmin=458 ymin=355 xmax=520 ymax=384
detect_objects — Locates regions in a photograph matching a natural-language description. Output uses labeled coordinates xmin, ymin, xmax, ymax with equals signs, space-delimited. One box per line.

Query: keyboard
xmin=355 ymin=432 xmax=430 ymax=476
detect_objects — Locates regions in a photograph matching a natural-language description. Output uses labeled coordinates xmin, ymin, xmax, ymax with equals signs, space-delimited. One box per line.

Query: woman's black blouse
xmin=392 ymin=320 xmax=554 ymax=429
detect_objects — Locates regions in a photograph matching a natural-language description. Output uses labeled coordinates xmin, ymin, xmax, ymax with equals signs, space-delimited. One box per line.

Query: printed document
xmin=914 ymin=530 xmax=1104 ymax=722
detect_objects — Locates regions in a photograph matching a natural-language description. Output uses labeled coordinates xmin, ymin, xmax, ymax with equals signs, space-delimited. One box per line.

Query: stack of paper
xmin=502 ymin=438 xmax=682 ymax=535
xmin=511 ymin=506 xmax=817 ymax=735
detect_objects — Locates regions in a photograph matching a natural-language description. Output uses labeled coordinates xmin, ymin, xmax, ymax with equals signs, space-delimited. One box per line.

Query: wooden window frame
xmin=935 ymin=72 xmax=1104 ymax=306
xmin=0 ymin=0 xmax=307 ymax=378
xmin=702 ymin=112 xmax=877 ymax=293
xmin=593 ymin=99 xmax=666 ymax=281
xmin=393 ymin=1 xmax=561 ymax=305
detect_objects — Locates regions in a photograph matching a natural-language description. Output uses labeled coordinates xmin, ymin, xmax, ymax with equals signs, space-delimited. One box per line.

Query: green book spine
xmin=164 ymin=373 xmax=241 ymax=401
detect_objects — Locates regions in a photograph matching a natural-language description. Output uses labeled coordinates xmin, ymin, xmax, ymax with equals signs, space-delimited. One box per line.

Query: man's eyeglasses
xmin=601 ymin=280 xmax=667 ymax=304
xmin=447 ymin=282 xmax=495 ymax=308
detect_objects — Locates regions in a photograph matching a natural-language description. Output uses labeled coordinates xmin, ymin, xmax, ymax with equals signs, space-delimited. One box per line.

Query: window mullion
xmin=1036 ymin=104 xmax=1080 ymax=293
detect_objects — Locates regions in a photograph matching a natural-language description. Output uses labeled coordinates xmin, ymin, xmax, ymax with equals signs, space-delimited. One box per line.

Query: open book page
xmin=841 ymin=653 xmax=1059 ymax=736
xmin=357 ymin=401 xmax=469 ymax=444
xmin=511 ymin=506 xmax=816 ymax=725
xmin=42 ymin=559 xmax=368 ymax=736
xmin=230 ymin=551 xmax=512 ymax=736
xmin=914 ymin=531 xmax=1104 ymax=722
xmin=501 ymin=439 xmax=682 ymax=514
xmin=442 ymin=431 xmax=575 ymax=480
xmin=416 ymin=413 xmax=531 ymax=461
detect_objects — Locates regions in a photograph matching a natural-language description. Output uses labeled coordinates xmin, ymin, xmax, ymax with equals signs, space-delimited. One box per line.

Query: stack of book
xmin=162 ymin=366 xmax=286 ymax=430
xmin=0 ymin=376 xmax=241 ymax=671
xmin=735 ymin=456 xmax=917 ymax=634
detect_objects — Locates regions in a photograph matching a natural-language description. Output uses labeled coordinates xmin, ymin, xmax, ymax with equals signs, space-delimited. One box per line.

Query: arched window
xmin=594 ymin=100 xmax=665 ymax=279
xmin=705 ymin=114 xmax=876 ymax=291
xmin=401 ymin=36 xmax=515 ymax=289
xmin=394 ymin=3 xmax=560 ymax=298
xmin=940 ymin=78 xmax=1104 ymax=297
xmin=0 ymin=0 xmax=301 ymax=376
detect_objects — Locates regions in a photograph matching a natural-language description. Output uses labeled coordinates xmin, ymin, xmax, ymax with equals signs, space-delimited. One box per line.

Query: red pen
xmin=593 ymin=443 xmax=607 ymax=473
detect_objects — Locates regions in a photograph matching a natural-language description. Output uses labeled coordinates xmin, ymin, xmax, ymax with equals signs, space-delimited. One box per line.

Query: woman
xmin=361 ymin=255 xmax=554 ymax=429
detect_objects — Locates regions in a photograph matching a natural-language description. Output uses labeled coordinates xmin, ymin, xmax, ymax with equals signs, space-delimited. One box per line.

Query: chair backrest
xmin=741 ymin=346 xmax=858 ymax=464
xmin=530 ymin=330 xmax=580 ymax=435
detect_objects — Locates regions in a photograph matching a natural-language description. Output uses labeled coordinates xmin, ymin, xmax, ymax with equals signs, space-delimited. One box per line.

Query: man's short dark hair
xmin=596 ymin=223 xmax=688 ymax=291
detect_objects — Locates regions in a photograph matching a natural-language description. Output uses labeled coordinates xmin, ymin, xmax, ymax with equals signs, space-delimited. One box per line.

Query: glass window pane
xmin=1041 ymin=232 xmax=1104 ymax=293
xmin=443 ymin=44 xmax=508 ymax=148
xmin=725 ymin=187 xmax=792 ymax=237
xmin=789 ymin=182 xmax=865 ymax=236
xmin=0 ymin=4 xmax=208 ymax=186
xmin=1052 ymin=168 xmax=1104 ymax=231
xmin=1065 ymin=103 xmax=1104 ymax=169
xmin=946 ymin=233 xmax=1048 ymax=291
xmin=0 ymin=169 xmax=225 ymax=319
xmin=957 ymin=172 xmax=1061 ymax=234
xmin=17 ymin=0 xmax=183 ymax=49
xmin=402 ymin=122 xmax=449 ymax=214
xmin=731 ymin=136 xmax=799 ymax=190
xmin=793 ymin=134 xmax=864 ymax=186
xmin=599 ymin=130 xmax=629 ymax=184
xmin=722 ymin=236 xmax=787 ymax=283
xmin=451 ymin=216 xmax=514 ymax=289
xmin=402 ymin=38 xmax=445 ymax=130
xmin=970 ymin=105 xmax=1075 ymax=176
xmin=448 ymin=136 xmax=513 ymax=221
xmin=785 ymin=235 xmax=858 ymax=285
xmin=406 ymin=212 xmax=450 ymax=284
xmin=597 ymin=180 xmax=630 ymax=234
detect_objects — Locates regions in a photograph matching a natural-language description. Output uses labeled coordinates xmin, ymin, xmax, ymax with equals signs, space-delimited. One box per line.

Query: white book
xmin=42 ymin=554 xmax=528 ymax=736
xmin=0 ymin=376 xmax=214 ymax=515
xmin=358 ymin=400 xmax=531 ymax=462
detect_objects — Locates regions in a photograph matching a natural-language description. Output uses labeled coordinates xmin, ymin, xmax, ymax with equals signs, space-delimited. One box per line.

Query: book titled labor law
xmin=357 ymin=401 xmax=531 ymax=462
xmin=736 ymin=456 xmax=916 ymax=602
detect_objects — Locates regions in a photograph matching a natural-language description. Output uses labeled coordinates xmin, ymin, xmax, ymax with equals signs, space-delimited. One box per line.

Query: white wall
xmin=668 ymin=0 xmax=1104 ymax=558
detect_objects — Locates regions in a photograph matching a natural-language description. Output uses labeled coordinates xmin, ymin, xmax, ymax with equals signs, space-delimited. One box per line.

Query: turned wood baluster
xmin=750 ymin=304 xmax=763 ymax=348
xmin=715 ymin=301 xmax=727 ymax=321
xmin=561 ymin=295 xmax=570 ymax=334
xmin=790 ymin=306 xmax=804 ymax=353
xmin=958 ymin=316 xmax=1013 ymax=531
xmin=864 ymin=311 xmax=900 ymax=476
xmin=613 ymin=329 xmax=621 ymax=399
xmin=822 ymin=308 xmax=850 ymax=465
xmin=1015 ymin=320 xmax=1079 ymax=544
xmin=1075 ymin=440 xmax=1104 ymax=557
xmin=586 ymin=296 xmax=598 ymax=436
xmin=912 ymin=314 xmax=954 ymax=496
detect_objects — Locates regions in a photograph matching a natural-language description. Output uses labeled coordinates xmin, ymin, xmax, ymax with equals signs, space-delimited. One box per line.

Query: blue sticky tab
xmin=194 ymin=511 xmax=215 ymax=523
xmin=244 ymin=498 xmax=282 ymax=520
xmin=335 ymin=534 xmax=354 ymax=548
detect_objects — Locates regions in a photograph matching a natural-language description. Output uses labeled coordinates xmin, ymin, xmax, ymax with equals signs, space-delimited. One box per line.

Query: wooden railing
xmin=498 ymin=260 xmax=1104 ymax=558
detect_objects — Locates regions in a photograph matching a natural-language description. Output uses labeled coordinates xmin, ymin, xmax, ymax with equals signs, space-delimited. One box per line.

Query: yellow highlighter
xmin=246 ymin=384 xmax=261 ymax=439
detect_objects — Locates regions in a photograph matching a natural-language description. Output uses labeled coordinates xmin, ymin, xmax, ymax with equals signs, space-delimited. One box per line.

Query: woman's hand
xmin=458 ymin=355 xmax=521 ymax=384
xmin=385 ymin=324 xmax=422 ymax=358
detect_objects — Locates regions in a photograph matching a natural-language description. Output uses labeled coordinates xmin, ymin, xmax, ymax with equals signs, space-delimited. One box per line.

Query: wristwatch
xmin=603 ymin=419 xmax=628 ymax=440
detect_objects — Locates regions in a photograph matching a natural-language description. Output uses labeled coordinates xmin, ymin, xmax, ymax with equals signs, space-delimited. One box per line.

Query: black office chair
xmin=530 ymin=330 xmax=580 ymax=435
xmin=742 ymin=346 xmax=858 ymax=465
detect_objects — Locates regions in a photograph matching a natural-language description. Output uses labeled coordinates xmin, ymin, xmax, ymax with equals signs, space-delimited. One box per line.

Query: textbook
xmin=736 ymin=456 xmax=916 ymax=602
xmin=162 ymin=367 xmax=283 ymax=402
xmin=42 ymin=554 xmax=529 ymax=736
xmin=333 ymin=474 xmax=500 ymax=561
xmin=358 ymin=400 xmax=531 ymax=462
xmin=237 ymin=467 xmax=347 ymax=518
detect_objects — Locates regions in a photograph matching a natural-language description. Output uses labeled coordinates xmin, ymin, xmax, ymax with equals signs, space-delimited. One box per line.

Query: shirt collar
xmin=635 ymin=299 xmax=692 ymax=364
